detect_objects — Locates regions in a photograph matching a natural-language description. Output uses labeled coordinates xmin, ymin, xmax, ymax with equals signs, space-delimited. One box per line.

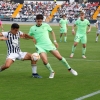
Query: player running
xmin=29 ymin=14 xmax=78 ymax=78
xmin=59 ymin=15 xmax=68 ymax=42
xmin=95 ymin=14 xmax=100 ymax=42
xmin=0 ymin=23 xmax=42 ymax=78
xmin=70 ymin=12 xmax=91 ymax=59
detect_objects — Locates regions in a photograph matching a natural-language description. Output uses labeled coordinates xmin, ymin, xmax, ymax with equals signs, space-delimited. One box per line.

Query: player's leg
xmin=0 ymin=59 xmax=14 ymax=72
xmin=81 ymin=35 xmax=87 ymax=58
xmin=20 ymin=52 xmax=42 ymax=78
xmin=60 ymin=33 xmax=63 ymax=42
xmin=50 ymin=50 xmax=78 ymax=76
xmin=0 ymin=53 xmax=17 ymax=72
xmin=39 ymin=52 xmax=55 ymax=78
xmin=64 ymin=28 xmax=67 ymax=42
xmin=70 ymin=35 xmax=80 ymax=58
xmin=70 ymin=42 xmax=78 ymax=58
xmin=64 ymin=33 xmax=67 ymax=42
xmin=36 ymin=45 xmax=55 ymax=78
xmin=82 ymin=44 xmax=86 ymax=58
xmin=96 ymin=33 xmax=99 ymax=42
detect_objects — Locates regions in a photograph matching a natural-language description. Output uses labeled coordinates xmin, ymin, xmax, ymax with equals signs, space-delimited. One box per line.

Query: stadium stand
xmin=0 ymin=1 xmax=99 ymax=23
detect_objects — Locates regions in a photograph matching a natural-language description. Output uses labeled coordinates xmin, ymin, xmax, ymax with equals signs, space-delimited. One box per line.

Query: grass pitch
xmin=0 ymin=24 xmax=100 ymax=100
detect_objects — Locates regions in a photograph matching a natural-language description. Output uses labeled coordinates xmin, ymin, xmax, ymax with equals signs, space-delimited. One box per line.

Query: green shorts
xmin=74 ymin=34 xmax=87 ymax=44
xmin=60 ymin=28 xmax=67 ymax=33
xmin=35 ymin=44 xmax=57 ymax=54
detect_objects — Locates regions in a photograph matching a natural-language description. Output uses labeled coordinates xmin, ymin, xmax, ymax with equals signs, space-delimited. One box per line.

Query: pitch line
xmin=0 ymin=54 xmax=100 ymax=62
xmin=74 ymin=90 xmax=100 ymax=100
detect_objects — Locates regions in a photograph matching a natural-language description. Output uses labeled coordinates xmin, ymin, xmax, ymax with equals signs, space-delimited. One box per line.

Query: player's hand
xmin=32 ymin=39 xmax=36 ymax=44
xmin=87 ymin=29 xmax=91 ymax=34
xmin=72 ymin=31 xmax=75 ymax=35
xmin=54 ymin=42 xmax=59 ymax=48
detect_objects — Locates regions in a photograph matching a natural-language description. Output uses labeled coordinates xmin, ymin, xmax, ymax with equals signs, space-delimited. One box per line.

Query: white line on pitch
xmin=74 ymin=90 xmax=100 ymax=100
xmin=0 ymin=54 xmax=100 ymax=62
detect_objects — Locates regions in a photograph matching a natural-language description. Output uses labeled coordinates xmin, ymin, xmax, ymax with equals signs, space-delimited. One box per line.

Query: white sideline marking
xmin=0 ymin=54 xmax=100 ymax=62
xmin=74 ymin=90 xmax=100 ymax=100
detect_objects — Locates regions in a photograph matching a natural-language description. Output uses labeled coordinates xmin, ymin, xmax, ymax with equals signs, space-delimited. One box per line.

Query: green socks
xmin=82 ymin=47 xmax=86 ymax=55
xmin=64 ymin=37 xmax=67 ymax=42
xmin=71 ymin=45 xmax=76 ymax=54
xmin=61 ymin=57 xmax=71 ymax=69
xmin=45 ymin=63 xmax=54 ymax=73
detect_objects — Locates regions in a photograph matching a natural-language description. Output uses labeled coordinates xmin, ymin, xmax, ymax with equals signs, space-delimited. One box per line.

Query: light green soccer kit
xmin=59 ymin=18 xmax=68 ymax=33
xmin=29 ymin=23 xmax=56 ymax=54
xmin=74 ymin=19 xmax=90 ymax=44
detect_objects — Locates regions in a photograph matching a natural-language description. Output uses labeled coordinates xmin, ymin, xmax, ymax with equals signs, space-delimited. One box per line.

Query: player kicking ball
xmin=0 ymin=23 xmax=42 ymax=78
xmin=59 ymin=15 xmax=68 ymax=42
xmin=29 ymin=14 xmax=78 ymax=78
xmin=70 ymin=12 xmax=91 ymax=59
xmin=95 ymin=14 xmax=100 ymax=42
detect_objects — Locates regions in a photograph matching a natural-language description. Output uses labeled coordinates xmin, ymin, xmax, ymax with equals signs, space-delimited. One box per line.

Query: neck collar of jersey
xmin=36 ymin=24 xmax=42 ymax=27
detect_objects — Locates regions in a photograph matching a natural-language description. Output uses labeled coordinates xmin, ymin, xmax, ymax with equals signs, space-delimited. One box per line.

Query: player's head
xmin=36 ymin=14 xmax=44 ymax=26
xmin=62 ymin=15 xmax=66 ymax=19
xmin=80 ymin=12 xmax=85 ymax=20
xmin=11 ymin=23 xmax=19 ymax=34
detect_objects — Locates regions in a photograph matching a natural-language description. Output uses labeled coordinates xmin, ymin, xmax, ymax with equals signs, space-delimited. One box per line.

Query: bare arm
xmin=20 ymin=34 xmax=36 ymax=44
xmin=96 ymin=23 xmax=98 ymax=29
xmin=59 ymin=23 xmax=62 ymax=28
xmin=72 ymin=24 xmax=76 ymax=35
xmin=87 ymin=25 xmax=91 ymax=34
xmin=0 ymin=33 xmax=3 ymax=36
xmin=0 ymin=37 xmax=8 ymax=41
xmin=50 ymin=31 xmax=58 ymax=48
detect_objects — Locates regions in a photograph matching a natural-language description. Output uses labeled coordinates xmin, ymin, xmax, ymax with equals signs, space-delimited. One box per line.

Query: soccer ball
xmin=31 ymin=53 xmax=40 ymax=61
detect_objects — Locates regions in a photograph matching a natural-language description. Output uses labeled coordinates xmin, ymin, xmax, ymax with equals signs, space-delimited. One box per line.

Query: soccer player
xmin=70 ymin=12 xmax=91 ymax=59
xmin=0 ymin=23 xmax=42 ymax=78
xmin=59 ymin=15 xmax=68 ymax=42
xmin=29 ymin=14 xmax=78 ymax=78
xmin=95 ymin=14 xmax=100 ymax=42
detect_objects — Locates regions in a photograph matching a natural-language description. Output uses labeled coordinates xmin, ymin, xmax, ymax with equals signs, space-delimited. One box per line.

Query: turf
xmin=0 ymin=24 xmax=100 ymax=100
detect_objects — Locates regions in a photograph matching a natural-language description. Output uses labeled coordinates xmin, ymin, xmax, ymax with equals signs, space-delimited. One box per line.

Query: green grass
xmin=0 ymin=24 xmax=100 ymax=100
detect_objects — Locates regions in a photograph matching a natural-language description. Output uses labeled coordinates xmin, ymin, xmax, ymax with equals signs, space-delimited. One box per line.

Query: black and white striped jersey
xmin=2 ymin=31 xmax=23 ymax=55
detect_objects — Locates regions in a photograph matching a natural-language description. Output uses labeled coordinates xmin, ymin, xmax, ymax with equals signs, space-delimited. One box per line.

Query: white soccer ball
xmin=31 ymin=53 xmax=40 ymax=61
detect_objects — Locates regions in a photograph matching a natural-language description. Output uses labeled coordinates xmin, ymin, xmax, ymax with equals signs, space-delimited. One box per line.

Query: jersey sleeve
xmin=47 ymin=24 xmax=52 ymax=32
xmin=87 ymin=20 xmax=90 ymax=25
xmin=66 ymin=20 xmax=68 ymax=24
xmin=28 ymin=27 xmax=34 ymax=36
xmin=2 ymin=32 xmax=8 ymax=37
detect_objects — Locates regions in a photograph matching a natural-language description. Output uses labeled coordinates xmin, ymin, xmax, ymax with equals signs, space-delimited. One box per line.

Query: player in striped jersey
xmin=0 ymin=23 xmax=42 ymax=78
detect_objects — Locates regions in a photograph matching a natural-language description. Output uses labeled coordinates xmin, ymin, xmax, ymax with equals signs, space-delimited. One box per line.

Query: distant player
xmin=0 ymin=23 xmax=42 ymax=78
xmin=95 ymin=14 xmax=100 ymax=42
xmin=59 ymin=15 xmax=68 ymax=42
xmin=29 ymin=14 xmax=78 ymax=78
xmin=0 ymin=20 xmax=4 ymax=31
xmin=70 ymin=12 xmax=91 ymax=58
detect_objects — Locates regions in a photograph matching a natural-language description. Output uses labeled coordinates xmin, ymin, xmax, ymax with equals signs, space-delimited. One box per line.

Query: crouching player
xmin=0 ymin=23 xmax=42 ymax=78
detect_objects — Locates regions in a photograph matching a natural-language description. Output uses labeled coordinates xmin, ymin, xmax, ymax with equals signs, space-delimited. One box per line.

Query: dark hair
xmin=11 ymin=23 xmax=20 ymax=29
xmin=36 ymin=14 xmax=44 ymax=20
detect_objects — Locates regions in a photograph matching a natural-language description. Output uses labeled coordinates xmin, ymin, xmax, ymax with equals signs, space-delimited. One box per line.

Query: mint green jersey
xmin=75 ymin=19 xmax=90 ymax=35
xmin=59 ymin=18 xmax=68 ymax=29
xmin=29 ymin=23 xmax=53 ymax=46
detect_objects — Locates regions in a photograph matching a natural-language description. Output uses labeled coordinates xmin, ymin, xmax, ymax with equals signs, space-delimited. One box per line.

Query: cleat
xmin=32 ymin=73 xmax=42 ymax=78
xmin=82 ymin=55 xmax=86 ymax=59
xmin=69 ymin=69 xmax=78 ymax=76
xmin=70 ymin=53 xmax=74 ymax=58
xmin=49 ymin=72 xmax=55 ymax=78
